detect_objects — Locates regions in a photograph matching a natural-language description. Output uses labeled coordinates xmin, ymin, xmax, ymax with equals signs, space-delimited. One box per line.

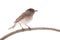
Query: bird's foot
xmin=28 ymin=27 xmax=31 ymax=30
xmin=22 ymin=28 xmax=25 ymax=31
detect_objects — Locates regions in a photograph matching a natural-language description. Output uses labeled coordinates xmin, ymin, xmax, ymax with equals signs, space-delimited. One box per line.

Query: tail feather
xmin=8 ymin=23 xmax=16 ymax=30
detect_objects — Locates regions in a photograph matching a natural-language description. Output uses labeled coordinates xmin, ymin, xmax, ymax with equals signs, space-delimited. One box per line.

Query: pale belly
xmin=18 ymin=16 xmax=32 ymax=24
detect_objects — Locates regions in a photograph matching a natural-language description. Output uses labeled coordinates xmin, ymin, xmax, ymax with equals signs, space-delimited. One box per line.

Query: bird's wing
xmin=14 ymin=12 xmax=27 ymax=23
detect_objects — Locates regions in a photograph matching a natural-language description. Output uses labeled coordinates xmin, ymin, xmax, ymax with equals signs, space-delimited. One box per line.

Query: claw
xmin=28 ymin=27 xmax=31 ymax=30
xmin=22 ymin=28 xmax=25 ymax=31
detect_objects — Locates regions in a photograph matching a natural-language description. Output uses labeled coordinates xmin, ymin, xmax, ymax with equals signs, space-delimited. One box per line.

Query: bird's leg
xmin=24 ymin=23 xmax=31 ymax=30
xmin=18 ymin=23 xmax=25 ymax=30
xmin=20 ymin=23 xmax=25 ymax=30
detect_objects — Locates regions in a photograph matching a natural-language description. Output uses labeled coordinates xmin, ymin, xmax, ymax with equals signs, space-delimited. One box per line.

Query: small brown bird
xmin=9 ymin=8 xmax=37 ymax=30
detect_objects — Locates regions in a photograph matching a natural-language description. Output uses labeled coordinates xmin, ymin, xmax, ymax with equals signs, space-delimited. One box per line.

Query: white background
xmin=0 ymin=0 xmax=60 ymax=40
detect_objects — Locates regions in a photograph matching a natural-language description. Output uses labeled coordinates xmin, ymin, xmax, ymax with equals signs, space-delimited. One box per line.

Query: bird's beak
xmin=35 ymin=10 xmax=38 ymax=12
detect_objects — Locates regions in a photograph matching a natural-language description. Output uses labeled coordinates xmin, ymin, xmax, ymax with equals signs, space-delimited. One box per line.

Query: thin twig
xmin=0 ymin=27 xmax=60 ymax=40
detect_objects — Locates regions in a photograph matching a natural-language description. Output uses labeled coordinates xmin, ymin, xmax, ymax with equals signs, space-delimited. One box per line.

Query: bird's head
xmin=26 ymin=8 xmax=37 ymax=13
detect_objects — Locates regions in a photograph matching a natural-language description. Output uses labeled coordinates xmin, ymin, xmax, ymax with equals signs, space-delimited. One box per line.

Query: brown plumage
xmin=9 ymin=8 xmax=37 ymax=30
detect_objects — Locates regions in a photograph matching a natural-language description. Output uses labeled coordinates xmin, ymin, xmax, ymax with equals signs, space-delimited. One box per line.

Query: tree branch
xmin=0 ymin=27 xmax=60 ymax=40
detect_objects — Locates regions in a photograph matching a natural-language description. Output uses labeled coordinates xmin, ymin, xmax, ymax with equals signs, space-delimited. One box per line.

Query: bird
xmin=9 ymin=8 xmax=37 ymax=30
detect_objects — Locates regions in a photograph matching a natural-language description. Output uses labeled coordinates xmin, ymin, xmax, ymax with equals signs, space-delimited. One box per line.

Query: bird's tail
xmin=8 ymin=23 xmax=16 ymax=30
